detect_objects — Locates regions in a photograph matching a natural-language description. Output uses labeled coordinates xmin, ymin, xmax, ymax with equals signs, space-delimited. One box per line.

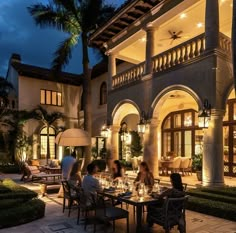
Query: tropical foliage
xmin=28 ymin=0 xmax=116 ymax=167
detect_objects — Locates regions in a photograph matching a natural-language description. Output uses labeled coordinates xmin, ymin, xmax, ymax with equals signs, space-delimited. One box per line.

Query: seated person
xmin=159 ymin=173 xmax=185 ymax=199
xmin=134 ymin=161 xmax=154 ymax=190
xmin=68 ymin=160 xmax=82 ymax=190
xmin=111 ymin=160 xmax=125 ymax=181
xmin=82 ymin=163 xmax=102 ymax=206
xmin=147 ymin=173 xmax=185 ymax=224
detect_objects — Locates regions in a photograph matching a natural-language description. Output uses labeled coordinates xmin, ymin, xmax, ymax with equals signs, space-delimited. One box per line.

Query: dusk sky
xmin=0 ymin=0 xmax=125 ymax=77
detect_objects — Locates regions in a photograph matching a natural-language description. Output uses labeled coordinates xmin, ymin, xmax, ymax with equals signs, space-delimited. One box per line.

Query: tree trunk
xmin=82 ymin=32 xmax=92 ymax=171
xmin=232 ymin=2 xmax=236 ymax=94
xmin=46 ymin=124 xmax=50 ymax=164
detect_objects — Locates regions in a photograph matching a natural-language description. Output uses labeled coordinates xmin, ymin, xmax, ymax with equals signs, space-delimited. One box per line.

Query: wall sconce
xmin=198 ymin=99 xmax=211 ymax=128
xmin=100 ymin=124 xmax=109 ymax=138
xmin=137 ymin=111 xmax=149 ymax=133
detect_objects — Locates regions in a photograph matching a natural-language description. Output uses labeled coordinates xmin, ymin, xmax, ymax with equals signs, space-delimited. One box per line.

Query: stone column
xmin=107 ymin=124 xmax=120 ymax=161
xmin=203 ymin=109 xmax=225 ymax=186
xmin=143 ymin=118 xmax=159 ymax=178
xmin=145 ymin=25 xmax=155 ymax=74
xmin=205 ymin=0 xmax=219 ymax=50
xmin=107 ymin=52 xmax=116 ymax=91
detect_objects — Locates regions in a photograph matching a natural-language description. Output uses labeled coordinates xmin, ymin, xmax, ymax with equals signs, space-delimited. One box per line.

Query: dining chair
xmin=94 ymin=194 xmax=129 ymax=233
xmin=61 ymin=180 xmax=79 ymax=217
xmin=77 ymin=189 xmax=97 ymax=229
xmin=147 ymin=195 xmax=188 ymax=233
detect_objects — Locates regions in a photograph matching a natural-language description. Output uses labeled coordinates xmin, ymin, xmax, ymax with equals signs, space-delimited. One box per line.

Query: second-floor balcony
xmin=112 ymin=32 xmax=232 ymax=90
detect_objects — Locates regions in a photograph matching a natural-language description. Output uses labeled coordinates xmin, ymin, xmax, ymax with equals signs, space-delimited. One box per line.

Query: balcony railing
xmin=112 ymin=61 xmax=145 ymax=89
xmin=112 ymin=33 xmax=231 ymax=90
xmin=152 ymin=33 xmax=205 ymax=73
xmin=219 ymin=32 xmax=231 ymax=55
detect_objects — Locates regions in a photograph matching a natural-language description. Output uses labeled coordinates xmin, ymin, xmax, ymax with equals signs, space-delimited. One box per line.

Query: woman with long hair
xmin=134 ymin=161 xmax=154 ymax=188
xmin=112 ymin=160 xmax=124 ymax=181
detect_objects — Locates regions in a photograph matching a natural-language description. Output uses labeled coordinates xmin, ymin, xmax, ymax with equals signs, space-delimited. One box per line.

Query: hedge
xmin=0 ymin=178 xmax=45 ymax=229
xmin=187 ymin=196 xmax=236 ymax=222
xmin=0 ymin=199 xmax=45 ymax=228
xmin=187 ymin=189 xmax=236 ymax=205
xmin=0 ymin=179 xmax=37 ymax=199
xmin=186 ymin=187 xmax=236 ymax=222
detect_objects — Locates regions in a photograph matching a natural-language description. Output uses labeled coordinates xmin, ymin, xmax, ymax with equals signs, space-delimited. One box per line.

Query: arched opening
xmin=100 ymin=82 xmax=107 ymax=105
xmin=112 ymin=101 xmax=141 ymax=161
xmin=40 ymin=126 xmax=56 ymax=159
xmin=152 ymin=88 xmax=200 ymax=160
xmin=223 ymin=90 xmax=236 ymax=176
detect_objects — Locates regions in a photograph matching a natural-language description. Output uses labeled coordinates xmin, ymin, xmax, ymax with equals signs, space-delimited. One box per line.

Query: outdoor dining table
xmin=98 ymin=189 xmax=160 ymax=233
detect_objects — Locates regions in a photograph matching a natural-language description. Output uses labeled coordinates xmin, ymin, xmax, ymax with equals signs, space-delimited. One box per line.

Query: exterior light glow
xmin=180 ymin=13 xmax=187 ymax=19
xmin=100 ymin=124 xmax=109 ymax=138
xmin=198 ymin=99 xmax=211 ymax=128
xmin=197 ymin=22 xmax=203 ymax=28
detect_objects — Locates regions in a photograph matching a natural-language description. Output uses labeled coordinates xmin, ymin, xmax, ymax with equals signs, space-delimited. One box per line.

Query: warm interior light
xmin=140 ymin=37 xmax=146 ymax=42
xmin=101 ymin=124 xmax=109 ymax=138
xmin=180 ymin=13 xmax=187 ymax=19
xmin=197 ymin=22 xmax=203 ymax=28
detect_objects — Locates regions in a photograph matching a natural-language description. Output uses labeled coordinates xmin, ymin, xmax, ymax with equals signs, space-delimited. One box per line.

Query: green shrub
xmin=187 ymin=196 xmax=236 ymax=221
xmin=0 ymin=198 xmax=28 ymax=209
xmin=200 ymin=187 xmax=236 ymax=197
xmin=0 ymin=179 xmax=37 ymax=199
xmin=0 ymin=164 xmax=20 ymax=173
xmin=0 ymin=179 xmax=45 ymax=229
xmin=0 ymin=199 xmax=45 ymax=228
xmin=187 ymin=189 xmax=236 ymax=204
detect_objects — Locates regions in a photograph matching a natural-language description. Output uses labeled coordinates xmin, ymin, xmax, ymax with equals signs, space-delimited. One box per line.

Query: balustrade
xmin=152 ymin=33 xmax=205 ymax=73
xmin=112 ymin=33 xmax=231 ymax=90
xmin=112 ymin=61 xmax=145 ymax=89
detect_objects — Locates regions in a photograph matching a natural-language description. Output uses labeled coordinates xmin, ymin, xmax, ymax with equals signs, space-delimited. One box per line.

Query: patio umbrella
xmin=55 ymin=128 xmax=90 ymax=146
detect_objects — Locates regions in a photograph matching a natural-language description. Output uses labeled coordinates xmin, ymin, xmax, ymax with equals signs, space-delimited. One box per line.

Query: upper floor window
xmin=40 ymin=89 xmax=62 ymax=106
xmin=100 ymin=82 xmax=107 ymax=105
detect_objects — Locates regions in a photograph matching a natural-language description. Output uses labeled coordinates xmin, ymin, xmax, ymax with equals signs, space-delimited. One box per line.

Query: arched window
xmin=40 ymin=126 xmax=56 ymax=159
xmin=162 ymin=109 xmax=202 ymax=158
xmin=100 ymin=82 xmax=107 ymax=105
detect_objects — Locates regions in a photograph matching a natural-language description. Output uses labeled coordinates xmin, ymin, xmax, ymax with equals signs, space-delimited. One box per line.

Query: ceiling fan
xmin=160 ymin=30 xmax=186 ymax=45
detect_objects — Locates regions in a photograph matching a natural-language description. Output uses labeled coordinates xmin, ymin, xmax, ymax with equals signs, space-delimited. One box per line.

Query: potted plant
xmin=192 ymin=153 xmax=202 ymax=181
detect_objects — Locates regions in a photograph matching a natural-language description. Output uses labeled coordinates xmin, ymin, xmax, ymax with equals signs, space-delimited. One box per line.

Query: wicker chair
xmin=148 ymin=196 xmax=188 ymax=233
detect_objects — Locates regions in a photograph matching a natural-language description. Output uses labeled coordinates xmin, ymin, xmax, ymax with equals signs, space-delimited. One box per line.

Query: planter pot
xmin=196 ymin=170 xmax=202 ymax=181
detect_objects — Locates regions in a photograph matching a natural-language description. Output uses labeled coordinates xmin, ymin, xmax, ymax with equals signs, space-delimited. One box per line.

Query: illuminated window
xmin=40 ymin=126 xmax=56 ymax=159
xmin=40 ymin=89 xmax=62 ymax=106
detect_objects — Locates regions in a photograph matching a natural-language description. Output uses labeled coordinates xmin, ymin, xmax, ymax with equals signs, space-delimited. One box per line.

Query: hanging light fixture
xmin=137 ymin=111 xmax=148 ymax=133
xmin=198 ymin=99 xmax=211 ymax=128
xmin=100 ymin=124 xmax=109 ymax=138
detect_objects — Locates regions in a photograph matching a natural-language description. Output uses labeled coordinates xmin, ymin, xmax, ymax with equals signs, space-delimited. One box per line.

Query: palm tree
xmin=32 ymin=106 xmax=64 ymax=163
xmin=232 ymin=1 xmax=236 ymax=93
xmin=28 ymin=0 xmax=115 ymax=167
xmin=0 ymin=77 xmax=13 ymax=108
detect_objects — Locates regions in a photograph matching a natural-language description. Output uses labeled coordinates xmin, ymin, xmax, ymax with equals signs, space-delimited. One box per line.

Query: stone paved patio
xmin=0 ymin=193 xmax=235 ymax=233
xmin=0 ymin=173 xmax=236 ymax=233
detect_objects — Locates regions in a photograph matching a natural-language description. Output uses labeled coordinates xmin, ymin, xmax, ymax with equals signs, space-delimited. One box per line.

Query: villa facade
xmin=89 ymin=0 xmax=235 ymax=186
xmin=6 ymin=54 xmax=83 ymax=160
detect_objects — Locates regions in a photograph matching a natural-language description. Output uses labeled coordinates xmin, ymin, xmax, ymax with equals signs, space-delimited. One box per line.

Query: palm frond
xmin=28 ymin=3 xmax=80 ymax=34
xmin=53 ymin=0 xmax=80 ymax=21
xmin=51 ymin=34 xmax=79 ymax=72
xmin=80 ymin=0 xmax=103 ymax=32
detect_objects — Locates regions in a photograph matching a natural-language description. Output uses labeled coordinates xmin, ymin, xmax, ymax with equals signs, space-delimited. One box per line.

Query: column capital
xmin=110 ymin=124 xmax=120 ymax=133
xmin=105 ymin=49 xmax=115 ymax=56
xmin=210 ymin=108 xmax=225 ymax=118
xmin=149 ymin=118 xmax=161 ymax=127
